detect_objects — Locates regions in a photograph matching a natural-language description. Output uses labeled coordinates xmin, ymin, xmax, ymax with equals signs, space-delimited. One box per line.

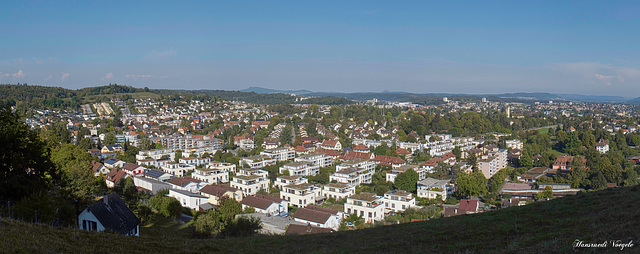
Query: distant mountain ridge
xmin=242 ymin=86 xmax=633 ymax=103
xmin=240 ymin=87 xmax=313 ymax=95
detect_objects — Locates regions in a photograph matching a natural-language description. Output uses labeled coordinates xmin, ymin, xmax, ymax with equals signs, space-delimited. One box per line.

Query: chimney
xmin=306 ymin=222 xmax=312 ymax=233
xmin=103 ymin=194 xmax=109 ymax=205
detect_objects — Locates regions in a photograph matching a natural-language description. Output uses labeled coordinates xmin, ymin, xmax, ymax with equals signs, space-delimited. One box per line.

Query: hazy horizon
xmin=2 ymin=1 xmax=640 ymax=97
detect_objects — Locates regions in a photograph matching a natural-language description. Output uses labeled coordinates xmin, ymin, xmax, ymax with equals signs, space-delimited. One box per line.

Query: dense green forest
xmin=0 ymin=84 xmax=353 ymax=110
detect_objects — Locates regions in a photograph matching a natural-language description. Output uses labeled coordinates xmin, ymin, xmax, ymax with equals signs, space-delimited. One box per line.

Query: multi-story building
xmin=279 ymin=162 xmax=320 ymax=176
xmin=274 ymin=175 xmax=309 ymax=189
xmin=478 ymin=156 xmax=500 ymax=179
xmin=179 ymin=157 xmax=211 ymax=167
xmin=344 ymin=192 xmax=385 ymax=223
xmin=136 ymin=148 xmax=176 ymax=161
xmin=321 ymin=183 xmax=356 ymax=201
xmin=505 ymin=139 xmax=524 ymax=150
xmin=191 ymin=167 xmax=230 ymax=184
xmin=329 ymin=166 xmax=374 ymax=186
xmin=295 ymin=153 xmax=333 ymax=168
xmin=417 ymin=178 xmax=453 ymax=200
xmin=240 ymin=155 xmax=277 ymax=169
xmin=261 ymin=148 xmax=295 ymax=162
xmin=385 ymin=165 xmax=426 ymax=183
xmin=280 ymin=183 xmax=323 ymax=208
xmin=161 ymin=162 xmax=195 ymax=177
xmin=383 ymin=190 xmax=416 ymax=213
xmin=231 ymin=174 xmax=269 ymax=197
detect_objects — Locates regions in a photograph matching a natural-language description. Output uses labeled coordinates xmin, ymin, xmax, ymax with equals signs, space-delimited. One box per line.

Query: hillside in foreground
xmin=1 ymin=186 xmax=639 ymax=253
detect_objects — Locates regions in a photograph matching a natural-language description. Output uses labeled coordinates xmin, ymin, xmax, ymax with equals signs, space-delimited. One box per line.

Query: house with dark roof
xmin=104 ymin=158 xmax=126 ymax=169
xmin=199 ymin=184 xmax=243 ymax=205
xmin=240 ymin=194 xmax=288 ymax=216
xmin=291 ymin=205 xmax=343 ymax=230
xmin=143 ymin=169 xmax=173 ymax=182
xmin=78 ymin=193 xmax=140 ymax=236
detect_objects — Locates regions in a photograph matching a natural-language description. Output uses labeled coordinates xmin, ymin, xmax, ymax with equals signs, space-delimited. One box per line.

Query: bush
xmin=220 ymin=216 xmax=262 ymax=238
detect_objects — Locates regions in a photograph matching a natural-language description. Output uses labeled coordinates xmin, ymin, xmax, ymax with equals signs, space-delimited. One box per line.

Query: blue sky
xmin=2 ymin=1 xmax=640 ymax=96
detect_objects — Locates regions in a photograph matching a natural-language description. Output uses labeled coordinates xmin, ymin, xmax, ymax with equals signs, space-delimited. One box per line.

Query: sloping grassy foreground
xmin=1 ymin=186 xmax=639 ymax=253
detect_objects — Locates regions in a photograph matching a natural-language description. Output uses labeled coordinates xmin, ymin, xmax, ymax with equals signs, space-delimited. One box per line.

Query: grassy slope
xmin=1 ymin=186 xmax=639 ymax=253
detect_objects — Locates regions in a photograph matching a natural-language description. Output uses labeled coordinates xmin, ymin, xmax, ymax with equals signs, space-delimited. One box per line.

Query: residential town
xmin=7 ymin=88 xmax=639 ymax=236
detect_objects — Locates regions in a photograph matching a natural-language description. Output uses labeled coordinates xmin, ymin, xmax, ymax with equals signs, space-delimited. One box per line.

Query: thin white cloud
xmin=101 ymin=72 xmax=114 ymax=81
xmin=61 ymin=73 xmax=70 ymax=81
xmin=12 ymin=70 xmax=25 ymax=78
xmin=594 ymin=74 xmax=616 ymax=86
xmin=125 ymin=74 xmax=153 ymax=78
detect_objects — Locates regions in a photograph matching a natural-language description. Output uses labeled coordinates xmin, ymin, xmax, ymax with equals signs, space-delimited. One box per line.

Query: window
xmin=347 ymin=208 xmax=351 ymax=214
xmin=360 ymin=211 xmax=364 ymax=217
xmin=83 ymin=220 xmax=98 ymax=231
xmin=391 ymin=203 xmax=395 ymax=208
xmin=368 ymin=212 xmax=372 ymax=218
xmin=402 ymin=205 xmax=406 ymax=209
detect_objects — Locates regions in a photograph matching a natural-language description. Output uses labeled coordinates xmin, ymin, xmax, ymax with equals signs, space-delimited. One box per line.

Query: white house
xmin=161 ymin=162 xmax=195 ymax=177
xmin=240 ymin=155 xmax=277 ymax=169
xmin=199 ymin=184 xmax=243 ymax=205
xmin=596 ymin=140 xmax=609 ymax=154
xmin=383 ymin=190 xmax=416 ymax=213
xmin=329 ymin=162 xmax=375 ymax=187
xmin=231 ymin=174 xmax=269 ymax=197
xmin=385 ymin=165 xmax=426 ymax=183
xmin=274 ymin=175 xmax=309 ymax=189
xmin=506 ymin=139 xmax=524 ymax=150
xmin=168 ymin=189 xmax=208 ymax=210
xmin=279 ymin=162 xmax=320 ymax=176
xmin=91 ymin=161 xmax=110 ymax=177
xmin=191 ymin=167 xmax=230 ymax=184
xmin=261 ymin=148 xmax=296 ymax=162
xmin=417 ymin=178 xmax=453 ymax=200
xmin=104 ymin=158 xmax=126 ymax=169
xmin=321 ymin=183 xmax=356 ymax=201
xmin=179 ymin=157 xmax=211 ymax=167
xmin=344 ymin=192 xmax=385 ymax=223
xmin=240 ymin=194 xmax=288 ymax=216
xmin=291 ymin=205 xmax=343 ymax=231
xmin=167 ymin=176 xmax=207 ymax=193
xmin=78 ymin=193 xmax=140 ymax=236
xmin=280 ymin=184 xmax=323 ymax=208
xmin=295 ymin=153 xmax=333 ymax=167
xmin=133 ymin=176 xmax=171 ymax=194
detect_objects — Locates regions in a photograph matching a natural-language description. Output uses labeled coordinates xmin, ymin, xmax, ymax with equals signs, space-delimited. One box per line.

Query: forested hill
xmin=1 ymin=185 xmax=638 ymax=253
xmin=0 ymin=84 xmax=353 ymax=110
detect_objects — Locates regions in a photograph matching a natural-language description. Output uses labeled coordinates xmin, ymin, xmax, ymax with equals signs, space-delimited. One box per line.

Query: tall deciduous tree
xmin=394 ymin=168 xmax=419 ymax=192
xmin=0 ymin=106 xmax=58 ymax=202
xmin=455 ymin=172 xmax=488 ymax=198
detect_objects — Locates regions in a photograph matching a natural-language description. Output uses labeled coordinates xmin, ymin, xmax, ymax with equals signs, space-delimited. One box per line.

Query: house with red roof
xmin=320 ymin=140 xmax=342 ymax=150
xmin=371 ymin=155 xmax=406 ymax=169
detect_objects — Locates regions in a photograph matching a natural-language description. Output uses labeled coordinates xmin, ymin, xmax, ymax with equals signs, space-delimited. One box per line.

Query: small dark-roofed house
xmin=285 ymin=224 xmax=334 ymax=235
xmin=241 ymin=194 xmax=288 ymax=216
xmin=143 ymin=169 xmax=173 ymax=182
xmin=291 ymin=205 xmax=342 ymax=230
xmin=78 ymin=193 xmax=140 ymax=236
